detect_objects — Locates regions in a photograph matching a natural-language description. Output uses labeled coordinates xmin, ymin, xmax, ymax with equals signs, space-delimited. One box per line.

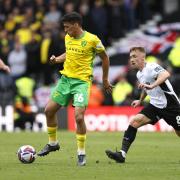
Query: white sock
xmin=77 ymin=149 xmax=86 ymax=155
xmin=120 ymin=150 xmax=126 ymax=158
xmin=49 ymin=141 xmax=58 ymax=146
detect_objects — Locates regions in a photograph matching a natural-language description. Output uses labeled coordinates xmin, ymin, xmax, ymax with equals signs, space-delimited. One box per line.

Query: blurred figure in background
xmin=112 ymin=74 xmax=133 ymax=106
xmin=88 ymin=80 xmax=104 ymax=107
xmin=168 ymin=36 xmax=180 ymax=97
xmin=15 ymin=75 xmax=36 ymax=105
xmin=0 ymin=58 xmax=14 ymax=109
xmin=14 ymin=96 xmax=35 ymax=131
xmin=8 ymin=40 xmax=27 ymax=80
xmin=90 ymin=0 xmax=108 ymax=45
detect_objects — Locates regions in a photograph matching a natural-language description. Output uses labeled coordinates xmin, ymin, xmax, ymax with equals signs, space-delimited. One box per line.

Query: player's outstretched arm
xmin=131 ymin=90 xmax=147 ymax=107
xmin=0 ymin=59 xmax=10 ymax=73
xmin=138 ymin=70 xmax=170 ymax=90
xmin=150 ymin=70 xmax=170 ymax=88
xmin=49 ymin=53 xmax=66 ymax=64
xmin=98 ymin=51 xmax=113 ymax=94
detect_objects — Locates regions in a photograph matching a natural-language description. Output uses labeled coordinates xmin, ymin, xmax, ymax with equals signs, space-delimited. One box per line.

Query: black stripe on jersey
xmin=160 ymin=81 xmax=180 ymax=107
xmin=159 ymin=81 xmax=169 ymax=91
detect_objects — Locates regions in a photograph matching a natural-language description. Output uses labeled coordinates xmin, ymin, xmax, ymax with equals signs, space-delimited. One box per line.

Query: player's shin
xmin=121 ymin=125 xmax=137 ymax=157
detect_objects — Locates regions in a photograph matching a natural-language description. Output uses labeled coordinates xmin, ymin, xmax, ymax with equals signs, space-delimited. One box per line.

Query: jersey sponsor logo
xmin=154 ymin=66 xmax=163 ymax=72
xmin=81 ymin=40 xmax=87 ymax=47
xmin=53 ymin=91 xmax=60 ymax=98
xmin=66 ymin=46 xmax=84 ymax=53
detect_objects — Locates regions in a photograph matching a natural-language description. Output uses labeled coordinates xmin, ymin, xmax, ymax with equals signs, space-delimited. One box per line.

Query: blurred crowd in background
xmin=0 ymin=0 xmax=180 ymax=130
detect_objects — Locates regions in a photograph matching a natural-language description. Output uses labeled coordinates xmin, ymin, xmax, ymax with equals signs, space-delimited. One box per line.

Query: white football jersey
xmin=137 ymin=62 xmax=180 ymax=109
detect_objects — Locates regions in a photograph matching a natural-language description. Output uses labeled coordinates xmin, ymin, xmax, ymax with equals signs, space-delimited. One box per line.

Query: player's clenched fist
xmin=49 ymin=55 xmax=56 ymax=64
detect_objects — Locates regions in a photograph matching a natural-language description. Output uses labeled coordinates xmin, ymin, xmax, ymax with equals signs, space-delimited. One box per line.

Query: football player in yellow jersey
xmin=0 ymin=58 xmax=10 ymax=73
xmin=37 ymin=12 xmax=112 ymax=166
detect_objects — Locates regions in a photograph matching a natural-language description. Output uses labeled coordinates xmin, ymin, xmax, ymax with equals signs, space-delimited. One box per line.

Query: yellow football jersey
xmin=60 ymin=31 xmax=105 ymax=82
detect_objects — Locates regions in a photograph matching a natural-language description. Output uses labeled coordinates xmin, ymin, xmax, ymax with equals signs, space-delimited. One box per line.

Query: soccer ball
xmin=17 ymin=145 xmax=36 ymax=164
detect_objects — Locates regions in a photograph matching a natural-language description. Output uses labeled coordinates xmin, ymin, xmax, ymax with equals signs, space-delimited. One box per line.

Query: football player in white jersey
xmin=106 ymin=46 xmax=180 ymax=163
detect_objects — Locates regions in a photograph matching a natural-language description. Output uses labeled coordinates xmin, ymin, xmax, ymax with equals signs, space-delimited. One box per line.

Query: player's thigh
xmin=45 ymin=99 xmax=61 ymax=115
xmin=51 ymin=76 xmax=71 ymax=106
xmin=71 ymin=79 xmax=90 ymax=107
xmin=130 ymin=113 xmax=151 ymax=128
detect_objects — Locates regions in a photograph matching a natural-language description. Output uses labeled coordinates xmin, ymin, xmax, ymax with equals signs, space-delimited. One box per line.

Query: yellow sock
xmin=47 ymin=127 xmax=57 ymax=145
xmin=76 ymin=134 xmax=86 ymax=155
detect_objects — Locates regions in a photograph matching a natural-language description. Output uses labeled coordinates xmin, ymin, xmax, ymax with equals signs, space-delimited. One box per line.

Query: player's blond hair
xmin=130 ymin=47 xmax=146 ymax=54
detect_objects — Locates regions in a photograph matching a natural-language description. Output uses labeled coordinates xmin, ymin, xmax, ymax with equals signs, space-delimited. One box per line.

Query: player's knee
xmin=130 ymin=114 xmax=150 ymax=128
xmin=130 ymin=120 xmax=141 ymax=128
xmin=44 ymin=107 xmax=54 ymax=118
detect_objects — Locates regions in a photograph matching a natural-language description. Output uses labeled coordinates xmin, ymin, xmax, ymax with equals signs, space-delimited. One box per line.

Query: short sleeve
xmin=93 ymin=36 xmax=105 ymax=54
xmin=150 ymin=63 xmax=165 ymax=79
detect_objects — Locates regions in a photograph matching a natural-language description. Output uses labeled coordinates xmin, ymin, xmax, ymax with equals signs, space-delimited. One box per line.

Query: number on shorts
xmin=75 ymin=93 xmax=84 ymax=103
xmin=176 ymin=116 xmax=180 ymax=126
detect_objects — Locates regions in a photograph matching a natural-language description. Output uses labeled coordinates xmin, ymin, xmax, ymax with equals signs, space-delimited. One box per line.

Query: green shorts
xmin=51 ymin=75 xmax=91 ymax=107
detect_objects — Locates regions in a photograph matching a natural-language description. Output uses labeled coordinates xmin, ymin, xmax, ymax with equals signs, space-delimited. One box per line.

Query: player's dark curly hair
xmin=61 ymin=12 xmax=82 ymax=26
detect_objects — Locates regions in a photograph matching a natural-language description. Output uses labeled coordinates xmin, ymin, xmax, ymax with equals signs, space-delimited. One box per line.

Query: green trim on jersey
xmin=74 ymin=31 xmax=86 ymax=39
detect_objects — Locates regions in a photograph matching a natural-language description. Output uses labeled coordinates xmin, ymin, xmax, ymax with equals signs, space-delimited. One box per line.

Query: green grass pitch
xmin=0 ymin=131 xmax=180 ymax=180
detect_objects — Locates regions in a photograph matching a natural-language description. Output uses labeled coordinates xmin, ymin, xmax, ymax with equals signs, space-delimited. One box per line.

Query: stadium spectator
xmin=106 ymin=46 xmax=180 ymax=163
xmin=34 ymin=85 xmax=51 ymax=112
xmin=7 ymin=40 xmax=27 ymax=80
xmin=0 ymin=59 xmax=14 ymax=108
xmin=90 ymin=0 xmax=108 ymax=45
xmin=167 ymin=37 xmax=180 ymax=96
xmin=0 ymin=30 xmax=11 ymax=61
xmin=14 ymin=96 xmax=35 ymax=131
xmin=40 ymin=30 xmax=53 ymax=85
xmin=25 ymin=31 xmax=41 ymax=79
xmin=37 ymin=12 xmax=112 ymax=166
xmin=43 ymin=1 xmax=62 ymax=26
xmin=15 ymin=21 xmax=32 ymax=45
xmin=112 ymin=74 xmax=133 ymax=105
xmin=63 ymin=1 xmax=75 ymax=14
xmin=88 ymin=81 xmax=104 ymax=107
xmin=15 ymin=75 xmax=36 ymax=104
xmin=123 ymin=0 xmax=138 ymax=30
xmin=107 ymin=0 xmax=126 ymax=41
xmin=78 ymin=1 xmax=92 ymax=32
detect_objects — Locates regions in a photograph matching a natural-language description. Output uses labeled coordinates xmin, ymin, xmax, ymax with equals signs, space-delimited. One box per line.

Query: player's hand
xmin=131 ymin=100 xmax=141 ymax=107
xmin=3 ymin=65 xmax=10 ymax=73
xmin=103 ymin=79 xmax=113 ymax=94
xmin=138 ymin=83 xmax=154 ymax=90
xmin=49 ymin=55 xmax=57 ymax=64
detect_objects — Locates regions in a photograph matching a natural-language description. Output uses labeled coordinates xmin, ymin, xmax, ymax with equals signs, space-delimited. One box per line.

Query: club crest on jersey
xmin=81 ymin=40 xmax=87 ymax=47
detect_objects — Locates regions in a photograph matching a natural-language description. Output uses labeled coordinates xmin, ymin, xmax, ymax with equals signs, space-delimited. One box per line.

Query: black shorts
xmin=139 ymin=103 xmax=180 ymax=130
